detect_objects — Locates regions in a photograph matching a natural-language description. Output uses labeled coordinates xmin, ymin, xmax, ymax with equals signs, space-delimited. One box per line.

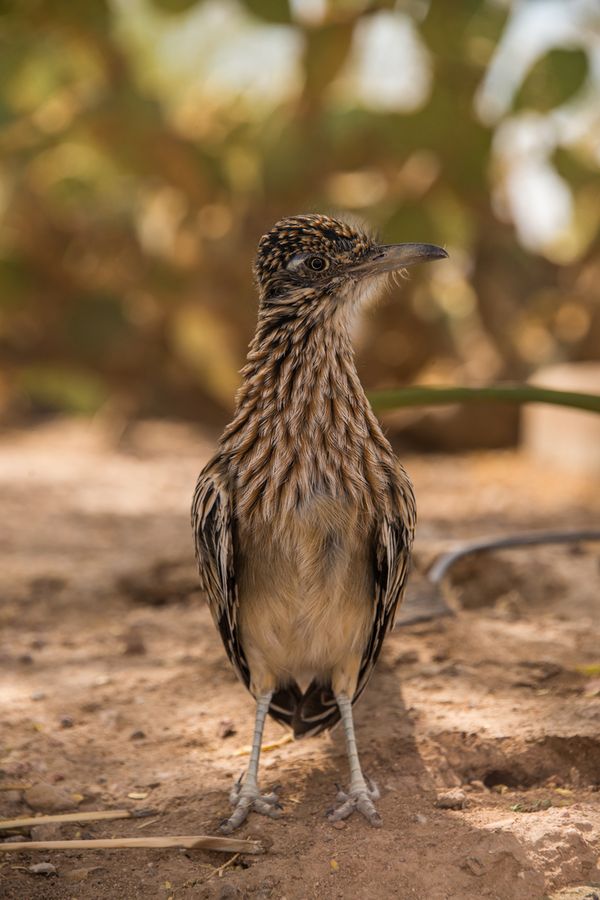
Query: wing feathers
xmin=355 ymin=515 xmax=412 ymax=701
xmin=192 ymin=465 xmax=250 ymax=688
xmin=193 ymin=462 xmax=414 ymax=735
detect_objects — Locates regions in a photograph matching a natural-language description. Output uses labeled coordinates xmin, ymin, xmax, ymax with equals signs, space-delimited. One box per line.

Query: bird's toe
xmin=258 ymin=791 xmax=281 ymax=806
xmin=253 ymin=796 xmax=283 ymax=817
xmin=220 ymin=796 xmax=252 ymax=834
xmin=365 ymin=777 xmax=380 ymax=801
xmin=356 ymin=792 xmax=382 ymax=827
xmin=327 ymin=797 xmax=356 ymax=822
xmin=326 ymin=782 xmax=382 ymax=827
xmin=221 ymin=781 xmax=283 ymax=832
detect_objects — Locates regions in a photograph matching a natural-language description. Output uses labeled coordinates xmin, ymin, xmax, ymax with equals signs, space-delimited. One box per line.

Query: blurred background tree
xmin=1 ymin=0 xmax=599 ymax=445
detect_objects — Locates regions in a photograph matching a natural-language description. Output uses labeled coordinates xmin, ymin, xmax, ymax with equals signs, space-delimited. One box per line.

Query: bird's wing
xmin=191 ymin=464 xmax=250 ymax=689
xmin=354 ymin=513 xmax=413 ymax=701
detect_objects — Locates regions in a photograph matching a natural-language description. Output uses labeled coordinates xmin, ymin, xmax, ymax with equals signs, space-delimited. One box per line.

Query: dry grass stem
xmin=0 ymin=835 xmax=263 ymax=854
xmin=0 ymin=809 xmax=151 ymax=830
xmin=233 ymin=733 xmax=294 ymax=756
xmin=206 ymin=852 xmax=241 ymax=881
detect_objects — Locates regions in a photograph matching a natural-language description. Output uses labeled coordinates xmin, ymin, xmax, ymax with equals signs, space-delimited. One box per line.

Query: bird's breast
xmin=235 ymin=495 xmax=375 ymax=685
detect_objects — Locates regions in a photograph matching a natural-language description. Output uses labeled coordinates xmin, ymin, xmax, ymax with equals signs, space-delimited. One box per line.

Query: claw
xmin=327 ymin=780 xmax=382 ymax=827
xmin=221 ymin=781 xmax=283 ymax=833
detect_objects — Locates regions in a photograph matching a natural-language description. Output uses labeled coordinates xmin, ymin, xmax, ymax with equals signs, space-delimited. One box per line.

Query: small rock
xmin=331 ymin=820 xmax=346 ymax=830
xmin=253 ymin=877 xmax=277 ymax=899
xmin=60 ymin=715 xmax=74 ymax=729
xmin=30 ymin=691 xmax=46 ymax=701
xmin=130 ymin=730 xmax=146 ymax=741
xmin=122 ymin=627 xmax=146 ymax=656
xmin=31 ymin=823 xmax=63 ymax=841
xmin=30 ymin=576 xmax=66 ymax=597
xmin=395 ymin=650 xmax=419 ymax=665
xmin=469 ymin=780 xmax=487 ymax=792
xmin=217 ymin=885 xmax=241 ymax=899
xmin=218 ymin=719 xmax=237 ymax=739
xmin=28 ymin=862 xmax=57 ymax=876
xmin=18 ymin=654 xmax=34 ymax=665
xmin=415 ymin=813 xmax=428 ymax=824
xmin=64 ymin=866 xmax=101 ymax=883
xmin=435 ymin=788 xmax=468 ymax=810
xmin=24 ymin=782 xmax=77 ymax=812
xmin=490 ymin=783 xmax=510 ymax=794
xmin=461 ymin=856 xmax=486 ymax=877
xmin=573 ymin=820 xmax=593 ymax=832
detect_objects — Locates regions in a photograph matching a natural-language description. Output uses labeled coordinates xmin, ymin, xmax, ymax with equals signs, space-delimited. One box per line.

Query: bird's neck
xmin=219 ymin=306 xmax=396 ymax=521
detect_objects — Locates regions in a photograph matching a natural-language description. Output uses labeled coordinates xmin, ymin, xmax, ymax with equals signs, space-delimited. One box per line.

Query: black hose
xmin=427 ymin=529 xmax=600 ymax=584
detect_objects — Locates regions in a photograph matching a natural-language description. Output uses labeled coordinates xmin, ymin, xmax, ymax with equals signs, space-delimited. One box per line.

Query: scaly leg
xmin=327 ymin=692 xmax=382 ymax=827
xmin=220 ymin=691 xmax=282 ymax=833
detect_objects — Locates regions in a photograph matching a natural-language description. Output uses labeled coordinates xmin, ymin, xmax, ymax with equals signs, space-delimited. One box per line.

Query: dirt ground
xmin=1 ymin=418 xmax=599 ymax=900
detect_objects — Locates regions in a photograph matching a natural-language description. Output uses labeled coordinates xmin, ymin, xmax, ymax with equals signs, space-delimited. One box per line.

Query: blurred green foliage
xmin=515 ymin=48 xmax=589 ymax=112
xmin=0 ymin=0 xmax=598 ymax=429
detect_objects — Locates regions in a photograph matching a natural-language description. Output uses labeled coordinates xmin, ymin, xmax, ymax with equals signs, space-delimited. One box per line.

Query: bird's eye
xmin=285 ymin=253 xmax=330 ymax=274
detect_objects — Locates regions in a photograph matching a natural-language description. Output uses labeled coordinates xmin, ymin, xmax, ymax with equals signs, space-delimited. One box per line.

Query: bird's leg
xmin=327 ymin=692 xmax=382 ymax=827
xmin=220 ymin=691 xmax=282 ymax=833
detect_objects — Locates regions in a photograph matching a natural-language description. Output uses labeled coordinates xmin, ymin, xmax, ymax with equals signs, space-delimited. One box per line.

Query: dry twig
xmin=205 ymin=852 xmax=240 ymax=881
xmin=0 ymin=835 xmax=262 ymax=854
xmin=0 ymin=809 xmax=154 ymax=830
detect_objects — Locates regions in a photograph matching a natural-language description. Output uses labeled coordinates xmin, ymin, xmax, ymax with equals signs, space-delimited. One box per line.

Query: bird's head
xmin=254 ymin=214 xmax=447 ymax=317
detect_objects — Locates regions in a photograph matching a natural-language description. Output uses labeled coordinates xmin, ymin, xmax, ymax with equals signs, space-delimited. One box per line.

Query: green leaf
xmin=369 ymin=384 xmax=600 ymax=415
xmin=552 ymin=146 xmax=598 ymax=188
xmin=149 ymin=0 xmax=203 ymax=12
xmin=241 ymin=0 xmax=291 ymax=24
xmin=515 ymin=48 xmax=588 ymax=112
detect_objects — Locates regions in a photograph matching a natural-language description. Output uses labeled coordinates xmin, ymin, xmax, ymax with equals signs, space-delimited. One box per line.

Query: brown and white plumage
xmin=192 ymin=214 xmax=446 ymax=830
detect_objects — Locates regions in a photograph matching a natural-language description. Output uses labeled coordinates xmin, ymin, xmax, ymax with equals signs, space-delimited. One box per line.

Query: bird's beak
xmin=357 ymin=243 xmax=448 ymax=276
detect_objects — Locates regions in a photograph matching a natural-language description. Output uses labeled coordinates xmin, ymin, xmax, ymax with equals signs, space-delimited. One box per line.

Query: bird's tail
xmin=268 ymin=680 xmax=340 ymax=737
xmin=267 ymin=683 xmax=303 ymax=730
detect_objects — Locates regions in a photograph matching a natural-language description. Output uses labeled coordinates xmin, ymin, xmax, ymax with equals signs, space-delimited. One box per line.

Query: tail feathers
xmin=293 ymin=680 xmax=340 ymax=737
xmin=267 ymin=680 xmax=340 ymax=737
xmin=267 ymin=683 xmax=303 ymax=729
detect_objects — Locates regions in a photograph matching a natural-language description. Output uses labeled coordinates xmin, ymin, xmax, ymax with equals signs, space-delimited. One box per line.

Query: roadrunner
xmin=192 ymin=214 xmax=447 ymax=832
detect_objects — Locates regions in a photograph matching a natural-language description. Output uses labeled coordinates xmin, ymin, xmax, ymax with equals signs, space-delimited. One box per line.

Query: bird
xmin=192 ymin=213 xmax=447 ymax=832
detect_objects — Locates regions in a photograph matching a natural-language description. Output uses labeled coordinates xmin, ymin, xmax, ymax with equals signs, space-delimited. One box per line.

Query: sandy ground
xmin=0 ymin=419 xmax=599 ymax=900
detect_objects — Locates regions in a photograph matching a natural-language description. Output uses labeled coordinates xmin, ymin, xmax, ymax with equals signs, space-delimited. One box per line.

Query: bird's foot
xmin=327 ymin=777 xmax=382 ymax=827
xmin=220 ymin=776 xmax=283 ymax=834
